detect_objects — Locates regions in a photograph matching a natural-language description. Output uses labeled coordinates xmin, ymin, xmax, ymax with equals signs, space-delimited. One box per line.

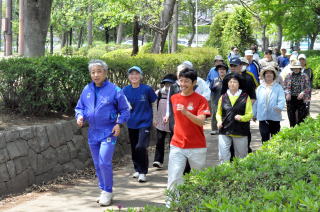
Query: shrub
xmin=0 ymin=47 xmax=217 ymax=115
xmin=139 ymin=42 xmax=186 ymax=54
xmin=87 ymin=48 xmax=107 ymax=58
xmin=300 ymin=50 xmax=320 ymax=57
xmin=164 ymin=116 xmax=320 ymax=211
xmin=307 ymin=56 xmax=320 ymax=88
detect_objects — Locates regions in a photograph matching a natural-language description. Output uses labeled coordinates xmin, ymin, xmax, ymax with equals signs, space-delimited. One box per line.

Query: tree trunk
xmin=151 ymin=0 xmax=176 ymax=53
xmin=171 ymin=1 xmax=178 ymax=53
xmin=69 ymin=28 xmax=72 ymax=46
xmin=132 ymin=16 xmax=140 ymax=56
xmin=24 ymin=0 xmax=53 ymax=57
xmin=261 ymin=24 xmax=267 ymax=52
xmin=116 ymin=23 xmax=123 ymax=44
xmin=0 ymin=0 xmax=2 ymax=52
xmin=105 ymin=27 xmax=110 ymax=44
xmin=18 ymin=0 xmax=25 ymax=56
xmin=50 ymin=25 xmax=53 ymax=54
xmin=61 ymin=32 xmax=68 ymax=48
xmin=309 ymin=33 xmax=318 ymax=50
xmin=77 ymin=26 xmax=83 ymax=48
xmin=87 ymin=3 xmax=93 ymax=46
xmin=276 ymin=24 xmax=282 ymax=50
xmin=187 ymin=0 xmax=195 ymax=47
xmin=5 ymin=0 xmax=12 ymax=56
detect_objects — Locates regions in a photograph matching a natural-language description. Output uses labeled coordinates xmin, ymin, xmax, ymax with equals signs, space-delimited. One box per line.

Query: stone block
xmin=6 ymin=160 xmax=16 ymax=178
xmin=72 ymin=135 xmax=86 ymax=151
xmin=6 ymin=140 xmax=28 ymax=160
xmin=4 ymin=130 xmax=20 ymax=143
xmin=0 ymin=163 xmax=10 ymax=182
xmin=26 ymin=167 xmax=35 ymax=186
xmin=80 ymin=127 xmax=88 ymax=140
xmin=0 ymin=149 xmax=9 ymax=164
xmin=0 ymin=132 xmax=6 ymax=149
xmin=61 ymin=121 xmax=74 ymax=141
xmin=13 ymin=157 xmax=30 ymax=175
xmin=27 ymin=138 xmax=41 ymax=153
xmin=19 ymin=127 xmax=34 ymax=140
xmin=62 ymin=162 xmax=76 ymax=173
xmin=46 ymin=124 xmax=63 ymax=148
xmin=56 ymin=145 xmax=71 ymax=164
xmin=55 ymin=122 xmax=67 ymax=142
xmin=0 ymin=182 xmax=7 ymax=196
xmin=67 ymin=141 xmax=78 ymax=159
xmin=28 ymin=149 xmax=37 ymax=171
xmin=51 ymin=164 xmax=63 ymax=178
xmin=78 ymin=149 xmax=90 ymax=162
xmin=72 ymin=159 xmax=85 ymax=170
xmin=41 ymin=147 xmax=58 ymax=171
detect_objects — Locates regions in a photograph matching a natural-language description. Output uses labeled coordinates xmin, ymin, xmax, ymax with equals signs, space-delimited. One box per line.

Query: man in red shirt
xmin=166 ymin=68 xmax=210 ymax=207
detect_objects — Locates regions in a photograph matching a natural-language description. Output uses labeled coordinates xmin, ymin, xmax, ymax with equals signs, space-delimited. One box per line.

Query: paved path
xmin=1 ymin=90 xmax=319 ymax=212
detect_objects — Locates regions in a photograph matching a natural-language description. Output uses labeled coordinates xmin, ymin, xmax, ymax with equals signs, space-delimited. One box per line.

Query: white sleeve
xmin=165 ymin=86 xmax=171 ymax=117
xmin=196 ymin=78 xmax=211 ymax=101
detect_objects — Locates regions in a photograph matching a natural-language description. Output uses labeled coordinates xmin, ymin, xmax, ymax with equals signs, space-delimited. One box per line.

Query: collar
xmin=227 ymin=89 xmax=242 ymax=97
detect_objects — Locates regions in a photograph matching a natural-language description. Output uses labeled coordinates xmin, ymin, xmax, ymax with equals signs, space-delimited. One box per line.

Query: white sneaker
xmin=99 ymin=191 xmax=112 ymax=206
xmin=132 ymin=172 xmax=139 ymax=178
xmin=138 ymin=174 xmax=147 ymax=182
xmin=153 ymin=161 xmax=163 ymax=169
xmin=96 ymin=190 xmax=103 ymax=203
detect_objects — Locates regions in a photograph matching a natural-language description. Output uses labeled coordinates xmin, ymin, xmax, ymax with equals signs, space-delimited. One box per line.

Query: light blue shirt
xmin=253 ymin=82 xmax=285 ymax=121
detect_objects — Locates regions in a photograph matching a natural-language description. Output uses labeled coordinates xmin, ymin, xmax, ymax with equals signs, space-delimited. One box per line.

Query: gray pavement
xmin=1 ymin=90 xmax=319 ymax=212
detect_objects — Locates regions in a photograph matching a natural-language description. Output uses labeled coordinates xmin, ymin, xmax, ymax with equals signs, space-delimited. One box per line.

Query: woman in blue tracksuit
xmin=253 ymin=65 xmax=285 ymax=143
xmin=123 ymin=66 xmax=157 ymax=183
xmin=75 ymin=59 xmax=130 ymax=206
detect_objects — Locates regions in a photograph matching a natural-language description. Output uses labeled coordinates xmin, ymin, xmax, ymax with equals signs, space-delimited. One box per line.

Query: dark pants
xmin=154 ymin=129 xmax=172 ymax=164
xmin=128 ymin=127 xmax=151 ymax=174
xmin=259 ymin=120 xmax=281 ymax=143
xmin=287 ymin=96 xmax=308 ymax=127
xmin=211 ymin=103 xmax=218 ymax=131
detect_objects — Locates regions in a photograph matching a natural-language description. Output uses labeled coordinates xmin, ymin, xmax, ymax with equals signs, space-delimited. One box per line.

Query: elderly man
xmin=75 ymin=59 xmax=130 ymax=206
xmin=277 ymin=47 xmax=290 ymax=70
xmin=245 ymin=50 xmax=261 ymax=83
xmin=206 ymin=55 xmax=224 ymax=85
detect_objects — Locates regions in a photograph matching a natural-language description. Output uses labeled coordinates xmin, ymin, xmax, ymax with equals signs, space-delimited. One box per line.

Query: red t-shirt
xmin=170 ymin=92 xmax=210 ymax=148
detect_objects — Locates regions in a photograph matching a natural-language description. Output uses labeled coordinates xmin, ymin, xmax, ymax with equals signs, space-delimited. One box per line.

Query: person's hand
xmin=163 ymin=116 xmax=169 ymax=123
xmin=77 ymin=116 xmax=84 ymax=127
xmin=286 ymin=94 xmax=291 ymax=101
xmin=177 ymin=104 xmax=187 ymax=115
xmin=273 ymin=107 xmax=282 ymax=113
xmin=297 ymin=93 xmax=304 ymax=100
xmin=217 ymin=121 xmax=223 ymax=129
xmin=234 ymin=115 xmax=242 ymax=121
xmin=112 ymin=124 xmax=121 ymax=137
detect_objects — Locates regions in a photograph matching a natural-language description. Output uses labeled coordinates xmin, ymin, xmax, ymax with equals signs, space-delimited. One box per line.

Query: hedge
xmin=163 ymin=116 xmax=320 ymax=211
xmin=0 ymin=47 xmax=217 ymax=115
xmin=306 ymin=56 xmax=320 ymax=88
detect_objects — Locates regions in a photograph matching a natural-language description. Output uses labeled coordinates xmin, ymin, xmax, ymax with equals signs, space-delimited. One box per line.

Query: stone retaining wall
xmin=0 ymin=120 xmax=142 ymax=197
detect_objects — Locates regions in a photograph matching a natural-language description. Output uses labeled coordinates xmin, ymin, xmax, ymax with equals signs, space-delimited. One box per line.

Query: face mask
xmin=241 ymin=65 xmax=247 ymax=72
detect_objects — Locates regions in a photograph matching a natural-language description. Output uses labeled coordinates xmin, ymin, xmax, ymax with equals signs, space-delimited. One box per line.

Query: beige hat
xmin=290 ymin=61 xmax=302 ymax=69
xmin=298 ymin=54 xmax=306 ymax=60
xmin=260 ymin=65 xmax=277 ymax=80
xmin=214 ymin=55 xmax=224 ymax=61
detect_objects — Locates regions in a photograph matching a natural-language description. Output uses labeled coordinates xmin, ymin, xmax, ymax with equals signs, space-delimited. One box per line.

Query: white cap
xmin=214 ymin=55 xmax=224 ymax=61
xmin=298 ymin=54 xmax=306 ymax=60
xmin=244 ymin=50 xmax=253 ymax=56
xmin=240 ymin=57 xmax=249 ymax=64
xmin=182 ymin=61 xmax=193 ymax=68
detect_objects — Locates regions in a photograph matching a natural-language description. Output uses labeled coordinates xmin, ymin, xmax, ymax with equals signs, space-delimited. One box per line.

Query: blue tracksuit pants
xmin=89 ymin=137 xmax=116 ymax=193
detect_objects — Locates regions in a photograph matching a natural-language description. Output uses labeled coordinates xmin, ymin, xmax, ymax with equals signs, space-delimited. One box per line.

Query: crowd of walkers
xmin=74 ymin=44 xmax=313 ymax=206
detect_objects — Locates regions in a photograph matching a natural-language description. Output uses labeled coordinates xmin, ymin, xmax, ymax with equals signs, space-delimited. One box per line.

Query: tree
xmin=221 ymin=7 xmax=256 ymax=55
xmin=5 ymin=0 xmax=12 ymax=56
xmin=151 ymin=0 xmax=176 ymax=53
xmin=24 ymin=0 xmax=53 ymax=57
xmin=205 ymin=11 xmax=230 ymax=48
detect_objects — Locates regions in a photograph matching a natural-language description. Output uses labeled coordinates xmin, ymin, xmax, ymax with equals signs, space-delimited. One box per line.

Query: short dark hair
xmin=178 ymin=68 xmax=197 ymax=82
xmin=264 ymin=49 xmax=273 ymax=55
xmin=223 ymin=73 xmax=245 ymax=90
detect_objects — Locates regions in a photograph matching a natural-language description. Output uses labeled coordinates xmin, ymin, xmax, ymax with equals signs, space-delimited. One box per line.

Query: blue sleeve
xmin=148 ymin=86 xmax=157 ymax=103
xmin=75 ymin=89 xmax=85 ymax=120
xmin=252 ymin=88 xmax=258 ymax=118
xmin=276 ymin=86 xmax=286 ymax=110
xmin=115 ymin=87 xmax=131 ymax=124
xmin=206 ymin=69 xmax=212 ymax=84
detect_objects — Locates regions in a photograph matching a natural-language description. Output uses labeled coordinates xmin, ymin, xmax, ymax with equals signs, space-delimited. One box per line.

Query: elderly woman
xmin=123 ymin=66 xmax=157 ymax=183
xmin=216 ymin=73 xmax=253 ymax=163
xmin=75 ymin=59 xmax=130 ymax=206
xmin=284 ymin=61 xmax=311 ymax=127
xmin=253 ymin=66 xmax=285 ymax=143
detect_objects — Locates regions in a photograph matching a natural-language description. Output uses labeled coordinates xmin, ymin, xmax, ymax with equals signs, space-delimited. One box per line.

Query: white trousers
xmin=167 ymin=145 xmax=207 ymax=192
xmin=218 ymin=135 xmax=248 ymax=164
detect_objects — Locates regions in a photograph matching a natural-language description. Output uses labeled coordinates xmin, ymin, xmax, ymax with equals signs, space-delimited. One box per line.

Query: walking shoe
xmin=99 ymin=191 xmax=112 ymax=206
xmin=210 ymin=130 xmax=217 ymax=135
xmin=96 ymin=190 xmax=103 ymax=203
xmin=132 ymin=172 xmax=139 ymax=178
xmin=138 ymin=174 xmax=147 ymax=182
xmin=153 ymin=161 xmax=163 ymax=169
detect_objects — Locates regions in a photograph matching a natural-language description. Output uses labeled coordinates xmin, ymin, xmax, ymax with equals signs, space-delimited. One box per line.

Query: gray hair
xmin=88 ymin=59 xmax=108 ymax=72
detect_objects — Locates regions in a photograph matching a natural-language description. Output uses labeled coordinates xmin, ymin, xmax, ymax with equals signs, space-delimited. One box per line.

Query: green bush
xmin=139 ymin=42 xmax=186 ymax=54
xmin=300 ymin=50 xmax=320 ymax=57
xmin=0 ymin=47 xmax=217 ymax=115
xmin=164 ymin=116 xmax=320 ymax=211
